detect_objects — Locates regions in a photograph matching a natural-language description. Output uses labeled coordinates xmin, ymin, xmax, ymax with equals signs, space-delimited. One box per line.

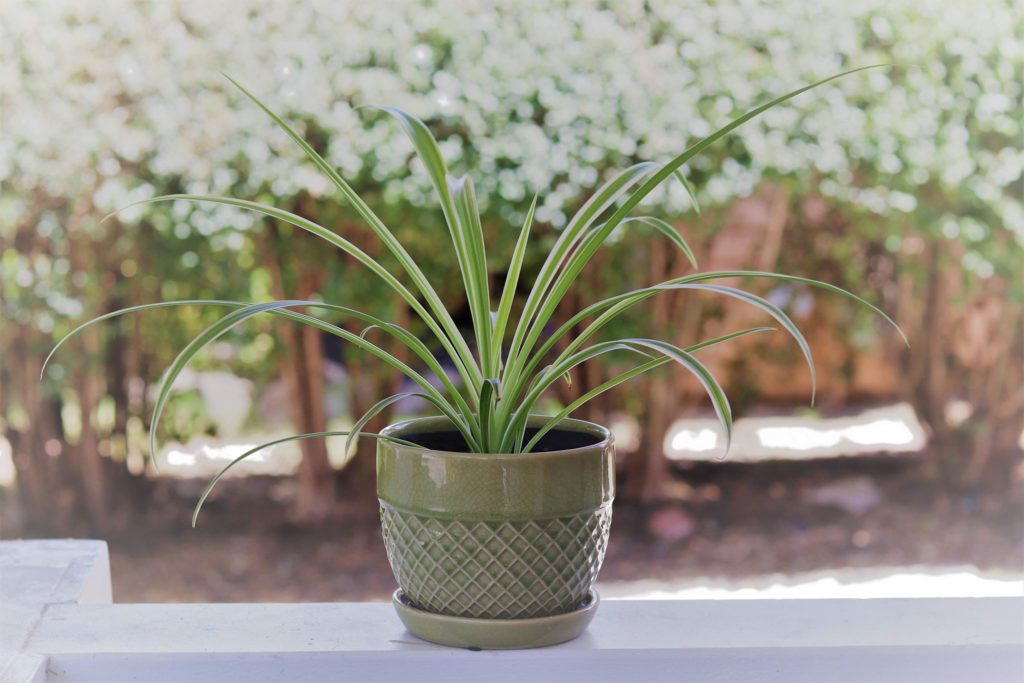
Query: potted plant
xmin=51 ymin=66 xmax=904 ymax=649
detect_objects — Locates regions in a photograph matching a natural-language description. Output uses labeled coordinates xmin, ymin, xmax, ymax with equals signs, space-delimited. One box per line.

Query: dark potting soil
xmin=401 ymin=427 xmax=602 ymax=453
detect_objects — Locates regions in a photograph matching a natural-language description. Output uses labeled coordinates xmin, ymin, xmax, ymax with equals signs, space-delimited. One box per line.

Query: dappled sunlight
xmin=669 ymin=427 xmax=720 ymax=453
xmin=599 ymin=566 xmax=1024 ymax=600
xmin=163 ymin=450 xmax=196 ymax=467
xmin=757 ymin=419 xmax=916 ymax=451
xmin=156 ymin=437 xmax=301 ymax=478
xmin=0 ymin=437 xmax=13 ymax=488
xmin=164 ymin=442 xmax=276 ymax=468
xmin=153 ymin=430 xmax=356 ymax=478
xmin=150 ymin=404 xmax=930 ymax=476
xmin=665 ymin=403 xmax=926 ymax=462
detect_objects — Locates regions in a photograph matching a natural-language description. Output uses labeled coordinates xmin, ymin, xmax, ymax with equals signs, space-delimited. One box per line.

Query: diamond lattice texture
xmin=380 ymin=503 xmax=612 ymax=619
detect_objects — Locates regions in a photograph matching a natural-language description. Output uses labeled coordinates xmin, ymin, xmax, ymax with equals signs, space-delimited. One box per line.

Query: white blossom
xmin=0 ymin=0 xmax=1019 ymax=276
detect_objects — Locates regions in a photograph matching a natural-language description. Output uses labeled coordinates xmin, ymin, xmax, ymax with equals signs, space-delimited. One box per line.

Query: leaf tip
xmin=148 ymin=436 xmax=162 ymax=476
xmin=220 ymin=72 xmax=247 ymax=95
xmin=715 ymin=431 xmax=732 ymax=463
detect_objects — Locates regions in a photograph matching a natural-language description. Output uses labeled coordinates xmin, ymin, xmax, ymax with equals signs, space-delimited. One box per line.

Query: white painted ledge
xmin=2 ymin=541 xmax=1022 ymax=683
xmin=1 ymin=540 xmax=111 ymax=683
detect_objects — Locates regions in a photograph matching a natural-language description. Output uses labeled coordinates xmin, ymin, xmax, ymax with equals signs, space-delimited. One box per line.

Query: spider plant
xmin=47 ymin=65 xmax=905 ymax=524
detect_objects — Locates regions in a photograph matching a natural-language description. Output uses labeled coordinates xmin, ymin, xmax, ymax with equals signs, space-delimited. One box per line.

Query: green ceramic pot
xmin=377 ymin=415 xmax=614 ymax=637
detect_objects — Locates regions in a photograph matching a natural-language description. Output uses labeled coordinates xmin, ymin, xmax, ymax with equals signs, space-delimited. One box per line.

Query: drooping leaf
xmin=192 ymin=430 xmax=417 ymax=526
xmin=223 ymin=77 xmax=482 ymax=390
xmin=607 ymin=215 xmax=698 ymax=269
xmin=345 ymin=392 xmax=475 ymax=462
xmin=372 ymin=105 xmax=493 ymax=383
xmin=513 ymin=66 xmax=889 ymax=382
xmin=671 ymin=169 xmax=702 ymax=215
xmin=524 ymin=269 xmax=908 ymax=388
xmin=104 ymin=192 xmax=480 ymax=396
xmin=523 ymin=326 xmax=774 ymax=452
xmin=148 ymin=301 xmax=466 ymax=471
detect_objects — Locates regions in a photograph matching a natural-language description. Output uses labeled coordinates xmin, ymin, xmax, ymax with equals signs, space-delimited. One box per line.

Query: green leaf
xmin=104 ymin=192 xmax=481 ymax=397
xmin=622 ymin=339 xmax=733 ymax=454
xmin=221 ymin=76 xmax=483 ymax=392
xmin=551 ymin=281 xmax=816 ymax=403
xmin=671 ymin=169 xmax=702 ymax=215
xmin=614 ymin=216 xmax=698 ymax=269
xmin=522 ymin=326 xmax=775 ymax=452
xmin=672 ymin=283 xmax=816 ymax=404
xmin=512 ymin=66 xmax=890 ymax=387
xmin=479 ymin=378 xmax=501 ymax=452
xmin=148 ymin=300 xmax=302 ymax=470
xmin=45 ymin=298 xmax=476 ymax=428
xmin=500 ymin=341 xmax=653 ymax=451
xmin=524 ymin=268 xmax=907 ymax=388
xmin=501 ymin=162 xmax=657 ymax=399
xmin=503 ymin=337 xmax=732 ymax=453
xmin=492 ymin=194 xmax=537 ymax=367
xmin=42 ymin=299 xmax=231 ymax=381
xmin=608 ymin=66 xmax=888 ymax=233
xmin=345 ymin=392 xmax=473 ymax=461
xmin=449 ymin=174 xmax=494 ymax=376
xmin=192 ymin=430 xmax=417 ymax=527
xmin=148 ymin=301 xmax=467 ymax=471
xmin=371 ymin=105 xmax=492 ymax=384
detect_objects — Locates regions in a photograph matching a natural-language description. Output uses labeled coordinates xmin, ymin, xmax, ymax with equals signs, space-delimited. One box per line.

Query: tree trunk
xmin=953 ymin=288 xmax=1023 ymax=489
xmin=337 ymin=302 xmax=411 ymax=506
xmin=264 ymin=226 xmax=335 ymax=523
xmin=4 ymin=322 xmax=67 ymax=532
xmin=339 ymin=356 xmax=387 ymax=504
xmin=908 ymin=242 xmax=952 ymax=481
xmin=70 ymin=325 xmax=110 ymax=530
xmin=291 ymin=290 xmax=335 ymax=522
xmin=621 ymin=238 xmax=676 ymax=503
xmin=67 ymin=228 xmax=111 ymax=530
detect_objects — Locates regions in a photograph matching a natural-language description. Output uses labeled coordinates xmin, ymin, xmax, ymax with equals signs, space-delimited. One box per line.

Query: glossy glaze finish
xmin=377 ymin=416 xmax=615 ymax=626
xmin=391 ymin=588 xmax=600 ymax=649
xmin=377 ymin=416 xmax=614 ymax=520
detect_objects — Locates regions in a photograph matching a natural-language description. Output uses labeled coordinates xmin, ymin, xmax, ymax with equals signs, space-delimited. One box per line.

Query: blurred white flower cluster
xmin=1 ymin=0 xmax=1020 ymax=266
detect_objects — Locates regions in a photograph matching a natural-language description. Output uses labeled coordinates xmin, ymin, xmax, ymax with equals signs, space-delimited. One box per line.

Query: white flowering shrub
xmin=3 ymin=0 xmax=1019 ymax=266
xmin=2 ymin=0 xmax=1020 ymax=515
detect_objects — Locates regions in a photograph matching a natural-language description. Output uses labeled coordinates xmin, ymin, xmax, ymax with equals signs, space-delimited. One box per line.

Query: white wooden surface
xmin=1 ymin=540 xmax=111 ymax=683
xmin=2 ymin=540 xmax=1022 ymax=683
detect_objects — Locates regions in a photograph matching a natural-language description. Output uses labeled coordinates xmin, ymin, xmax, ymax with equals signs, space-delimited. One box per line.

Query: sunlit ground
xmin=663 ymin=403 xmax=926 ymax=462
xmin=151 ymin=402 xmax=930 ymax=477
xmin=599 ymin=566 xmax=1024 ymax=600
xmin=0 ymin=403 xmax=958 ymax=485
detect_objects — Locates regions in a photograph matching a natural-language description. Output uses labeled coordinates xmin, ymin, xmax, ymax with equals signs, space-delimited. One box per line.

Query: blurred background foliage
xmin=1 ymin=0 xmax=1021 ymax=532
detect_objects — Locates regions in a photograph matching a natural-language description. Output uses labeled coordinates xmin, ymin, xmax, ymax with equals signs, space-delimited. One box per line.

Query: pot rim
xmin=379 ymin=414 xmax=612 ymax=460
